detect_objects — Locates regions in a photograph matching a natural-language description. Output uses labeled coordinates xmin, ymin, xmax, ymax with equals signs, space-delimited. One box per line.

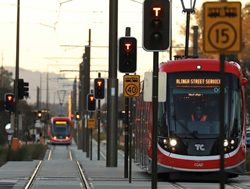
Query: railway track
xmin=168 ymin=182 xmax=245 ymax=189
xmin=23 ymin=145 xmax=91 ymax=189
xmin=18 ymin=142 xmax=250 ymax=189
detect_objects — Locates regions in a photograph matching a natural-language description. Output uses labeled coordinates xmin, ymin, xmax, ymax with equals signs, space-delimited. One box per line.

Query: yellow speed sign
xmin=88 ymin=118 xmax=96 ymax=129
xmin=123 ymin=75 xmax=140 ymax=97
xmin=203 ymin=2 xmax=241 ymax=53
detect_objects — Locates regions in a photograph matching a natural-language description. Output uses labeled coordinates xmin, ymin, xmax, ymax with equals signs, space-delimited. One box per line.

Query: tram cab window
xmin=166 ymin=72 xmax=242 ymax=138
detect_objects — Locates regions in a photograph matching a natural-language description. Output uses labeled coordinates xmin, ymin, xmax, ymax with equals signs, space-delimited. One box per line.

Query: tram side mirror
xmin=241 ymin=77 xmax=248 ymax=87
xmin=143 ymin=72 xmax=167 ymax=102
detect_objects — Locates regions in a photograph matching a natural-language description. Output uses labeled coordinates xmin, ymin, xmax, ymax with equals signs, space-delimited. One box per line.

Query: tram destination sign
xmin=175 ymin=78 xmax=221 ymax=88
xmin=203 ymin=2 xmax=241 ymax=53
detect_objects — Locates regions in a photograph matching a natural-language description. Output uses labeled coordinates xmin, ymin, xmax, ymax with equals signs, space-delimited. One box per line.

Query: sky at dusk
xmin=0 ymin=0 xmax=248 ymax=81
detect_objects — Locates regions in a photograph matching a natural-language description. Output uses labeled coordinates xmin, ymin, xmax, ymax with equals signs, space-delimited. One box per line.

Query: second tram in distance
xmin=134 ymin=58 xmax=248 ymax=178
xmin=48 ymin=117 xmax=72 ymax=145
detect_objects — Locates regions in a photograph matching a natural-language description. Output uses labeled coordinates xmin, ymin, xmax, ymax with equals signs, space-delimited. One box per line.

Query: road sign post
xmin=203 ymin=2 xmax=241 ymax=189
xmin=143 ymin=1 xmax=170 ymax=188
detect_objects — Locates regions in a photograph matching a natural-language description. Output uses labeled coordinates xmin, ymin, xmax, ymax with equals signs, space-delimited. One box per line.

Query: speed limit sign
xmin=203 ymin=2 xmax=241 ymax=53
xmin=123 ymin=75 xmax=140 ymax=97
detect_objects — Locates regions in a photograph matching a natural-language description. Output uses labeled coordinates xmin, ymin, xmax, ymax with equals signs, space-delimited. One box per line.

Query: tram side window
xmin=158 ymin=102 xmax=169 ymax=137
xmin=230 ymin=91 xmax=242 ymax=137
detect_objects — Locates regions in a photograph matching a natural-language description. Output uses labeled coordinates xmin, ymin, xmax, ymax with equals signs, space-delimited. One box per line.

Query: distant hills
xmin=5 ymin=67 xmax=74 ymax=105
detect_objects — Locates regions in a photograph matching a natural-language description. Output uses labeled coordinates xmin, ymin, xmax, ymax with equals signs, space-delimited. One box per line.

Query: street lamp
xmin=180 ymin=0 xmax=196 ymax=58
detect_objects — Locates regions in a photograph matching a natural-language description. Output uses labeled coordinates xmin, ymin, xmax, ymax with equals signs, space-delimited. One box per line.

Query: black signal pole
xmin=152 ymin=52 xmax=159 ymax=189
xmin=219 ymin=54 xmax=225 ymax=189
xmin=14 ymin=0 xmax=20 ymax=138
xmin=83 ymin=30 xmax=91 ymax=156
xmin=106 ymin=0 xmax=118 ymax=167
xmin=124 ymin=27 xmax=131 ymax=179
xmin=219 ymin=2 xmax=226 ymax=189
xmin=97 ymin=72 xmax=101 ymax=160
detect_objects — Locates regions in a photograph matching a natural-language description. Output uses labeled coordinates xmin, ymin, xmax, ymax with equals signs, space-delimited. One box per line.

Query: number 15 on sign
xmin=203 ymin=2 xmax=241 ymax=53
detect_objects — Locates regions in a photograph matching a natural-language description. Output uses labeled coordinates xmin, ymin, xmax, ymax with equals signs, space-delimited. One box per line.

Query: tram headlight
xmin=169 ymin=138 xmax=177 ymax=147
xmin=224 ymin=139 xmax=229 ymax=147
xmin=163 ymin=139 xmax=168 ymax=144
xmin=196 ymin=65 xmax=202 ymax=70
xmin=53 ymin=136 xmax=57 ymax=140
xmin=223 ymin=138 xmax=237 ymax=152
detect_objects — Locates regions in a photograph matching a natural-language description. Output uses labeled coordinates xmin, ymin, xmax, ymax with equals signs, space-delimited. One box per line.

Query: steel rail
xmin=47 ymin=149 xmax=52 ymax=160
xmin=24 ymin=160 xmax=43 ymax=189
xmin=76 ymin=161 xmax=92 ymax=189
xmin=227 ymin=183 xmax=244 ymax=189
xmin=170 ymin=182 xmax=186 ymax=189
xmin=68 ymin=146 xmax=73 ymax=160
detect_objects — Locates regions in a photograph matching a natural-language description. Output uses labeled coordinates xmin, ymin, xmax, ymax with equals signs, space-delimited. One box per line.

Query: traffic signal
xmin=87 ymin=94 xmax=96 ymax=111
xmin=119 ymin=37 xmax=137 ymax=73
xmin=94 ymin=78 xmax=105 ymax=99
xmin=143 ymin=0 xmax=170 ymax=51
xmin=18 ymin=79 xmax=29 ymax=99
xmin=4 ymin=93 xmax=14 ymax=112
xmin=75 ymin=112 xmax=80 ymax=120
xmin=37 ymin=111 xmax=42 ymax=119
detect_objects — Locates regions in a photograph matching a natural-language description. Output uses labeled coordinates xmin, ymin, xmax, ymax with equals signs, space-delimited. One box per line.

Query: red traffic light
xmin=143 ymin=0 xmax=170 ymax=51
xmin=97 ymin=80 xmax=103 ymax=87
xmin=89 ymin=96 xmax=95 ymax=101
xmin=4 ymin=93 xmax=14 ymax=112
xmin=123 ymin=42 xmax=133 ymax=53
xmin=6 ymin=94 xmax=14 ymax=102
xmin=119 ymin=37 xmax=137 ymax=73
xmin=121 ymin=39 xmax=135 ymax=54
xmin=152 ymin=6 xmax=161 ymax=17
xmin=94 ymin=78 xmax=105 ymax=99
xmin=87 ymin=94 xmax=96 ymax=111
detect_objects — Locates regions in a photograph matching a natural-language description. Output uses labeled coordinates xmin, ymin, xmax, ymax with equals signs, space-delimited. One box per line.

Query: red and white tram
xmin=48 ymin=117 xmax=72 ymax=145
xmin=134 ymin=58 xmax=248 ymax=178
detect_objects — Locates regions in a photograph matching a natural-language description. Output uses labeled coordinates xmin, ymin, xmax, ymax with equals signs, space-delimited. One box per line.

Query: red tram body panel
xmin=48 ymin=117 xmax=72 ymax=145
xmin=134 ymin=59 xmax=247 ymax=177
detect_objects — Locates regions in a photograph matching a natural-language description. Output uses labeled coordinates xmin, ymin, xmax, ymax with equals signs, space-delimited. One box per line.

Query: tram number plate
xmin=123 ymin=75 xmax=140 ymax=97
xmin=203 ymin=2 xmax=241 ymax=53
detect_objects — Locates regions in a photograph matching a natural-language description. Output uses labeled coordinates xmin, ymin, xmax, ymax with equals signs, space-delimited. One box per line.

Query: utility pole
xmin=192 ymin=25 xmax=199 ymax=58
xmin=81 ymin=29 xmax=91 ymax=153
xmin=72 ymin=78 xmax=77 ymax=114
xmin=78 ymin=62 xmax=83 ymax=149
xmin=36 ymin=87 xmax=40 ymax=109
